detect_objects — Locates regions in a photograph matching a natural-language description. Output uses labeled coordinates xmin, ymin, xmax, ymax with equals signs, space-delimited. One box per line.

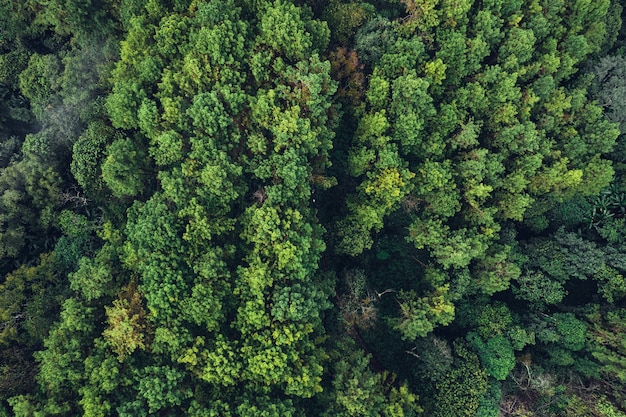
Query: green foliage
xmin=68 ymin=257 xmax=112 ymax=302
xmin=101 ymin=136 xmax=151 ymax=198
xmin=320 ymin=336 xmax=421 ymax=417
xmin=102 ymin=282 xmax=150 ymax=362
xmin=58 ymin=210 xmax=91 ymax=239
xmin=18 ymin=53 xmax=62 ymax=119
xmin=0 ymin=154 xmax=62 ymax=259
xmin=33 ymin=0 xmax=117 ymax=44
xmin=513 ymin=273 xmax=567 ymax=310
xmin=0 ymin=44 xmax=31 ymax=88
xmin=527 ymin=312 xmax=591 ymax=372
xmin=97 ymin=0 xmax=340 ymax=411
xmin=553 ymin=313 xmax=586 ymax=352
xmin=5 ymin=0 xmax=626 ymax=415
xmin=474 ymin=245 xmax=520 ymax=295
xmin=136 ymin=365 xmax=192 ymax=414
xmin=256 ymin=0 xmax=316 ymax=61
xmin=354 ymin=17 xmax=396 ymax=68
xmin=454 ymin=301 xmax=532 ymax=380
xmin=587 ymin=307 xmax=626 ymax=383
xmin=323 ymin=0 xmax=374 ymax=45
xmin=592 ymin=54 xmax=626 ymax=179
xmin=235 ymin=396 xmax=299 ymax=417
xmin=392 ymin=286 xmax=455 ymax=340
xmin=428 ymin=341 xmax=488 ymax=417
xmin=71 ymin=121 xmax=117 ymax=198
xmin=476 ymin=379 xmax=501 ymax=417
xmin=35 ymin=297 xmax=95 ymax=400
xmin=55 ymin=210 xmax=97 ymax=271
xmin=337 ymin=0 xmax=619 ymax=305
xmin=468 ymin=333 xmax=515 ymax=380
xmin=405 ymin=335 xmax=453 ymax=384
xmin=0 ymin=253 xmax=61 ymax=346
xmin=595 ymin=265 xmax=626 ymax=303
xmin=513 ymin=225 xmax=626 ymax=314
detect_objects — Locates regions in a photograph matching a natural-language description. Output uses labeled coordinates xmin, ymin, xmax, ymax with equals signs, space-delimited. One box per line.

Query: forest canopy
xmin=1 ymin=0 xmax=626 ymax=416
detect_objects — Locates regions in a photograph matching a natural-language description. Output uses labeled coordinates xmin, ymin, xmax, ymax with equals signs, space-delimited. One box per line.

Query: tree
xmin=587 ymin=307 xmax=626 ymax=384
xmin=0 ymin=253 xmax=63 ymax=347
xmin=0 ymin=154 xmax=62 ymax=261
xmin=427 ymin=341 xmax=488 ymax=417
xmin=101 ymin=136 xmax=151 ymax=198
xmin=337 ymin=0 xmax=618 ymax=289
xmin=71 ymin=121 xmax=117 ymax=199
xmin=8 ymin=0 xmax=626 ymax=414
xmin=18 ymin=53 xmax=62 ymax=119
xmin=99 ymin=0 xmax=340 ymax=412
xmin=33 ymin=297 xmax=97 ymax=413
xmin=102 ymin=282 xmax=150 ymax=362
xmin=319 ymin=336 xmax=420 ymax=417
xmin=392 ymin=285 xmax=455 ymax=340
xmin=467 ymin=333 xmax=515 ymax=381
